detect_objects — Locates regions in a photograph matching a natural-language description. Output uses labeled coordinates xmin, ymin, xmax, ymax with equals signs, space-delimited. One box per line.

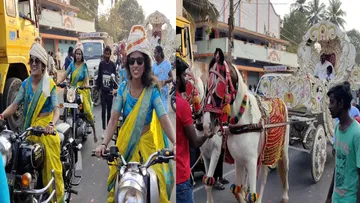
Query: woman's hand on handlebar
xmin=95 ymin=144 xmax=106 ymax=158
xmin=44 ymin=124 xmax=55 ymax=135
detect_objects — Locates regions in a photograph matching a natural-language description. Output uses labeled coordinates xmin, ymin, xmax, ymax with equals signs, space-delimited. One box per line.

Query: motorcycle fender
xmin=148 ymin=167 xmax=160 ymax=203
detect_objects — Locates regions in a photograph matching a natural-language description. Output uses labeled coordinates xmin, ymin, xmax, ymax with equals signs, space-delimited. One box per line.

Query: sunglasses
xmin=29 ymin=57 xmax=41 ymax=65
xmin=129 ymin=57 xmax=144 ymax=65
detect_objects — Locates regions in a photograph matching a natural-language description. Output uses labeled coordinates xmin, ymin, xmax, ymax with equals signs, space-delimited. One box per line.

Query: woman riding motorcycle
xmin=94 ymin=25 xmax=176 ymax=203
xmin=57 ymin=43 xmax=98 ymax=143
xmin=0 ymin=43 xmax=64 ymax=202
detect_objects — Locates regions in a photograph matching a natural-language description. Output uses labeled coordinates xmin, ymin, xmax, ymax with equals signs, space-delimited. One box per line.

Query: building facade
xmin=39 ymin=0 xmax=95 ymax=67
xmin=192 ymin=0 xmax=298 ymax=87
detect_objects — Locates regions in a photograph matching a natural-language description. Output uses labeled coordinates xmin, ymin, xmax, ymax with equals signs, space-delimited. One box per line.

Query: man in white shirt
xmin=314 ymin=55 xmax=334 ymax=81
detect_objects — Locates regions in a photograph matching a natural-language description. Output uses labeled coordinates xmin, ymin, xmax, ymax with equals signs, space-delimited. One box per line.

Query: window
xmin=18 ymin=0 xmax=32 ymax=20
xmin=6 ymin=0 xmax=16 ymax=17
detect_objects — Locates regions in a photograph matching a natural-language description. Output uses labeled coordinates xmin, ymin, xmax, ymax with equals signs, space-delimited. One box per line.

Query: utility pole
xmin=228 ymin=0 xmax=234 ymax=63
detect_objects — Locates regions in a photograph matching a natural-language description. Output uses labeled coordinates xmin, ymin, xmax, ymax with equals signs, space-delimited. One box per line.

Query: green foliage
xmin=116 ymin=0 xmax=145 ymax=40
xmin=325 ymin=0 xmax=346 ymax=30
xmin=96 ymin=0 xmax=145 ymax=41
xmin=281 ymin=10 xmax=310 ymax=54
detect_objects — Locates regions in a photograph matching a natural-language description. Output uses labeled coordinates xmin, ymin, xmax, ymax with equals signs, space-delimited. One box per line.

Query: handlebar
xmin=57 ymin=82 xmax=92 ymax=90
xmin=91 ymin=147 xmax=174 ymax=168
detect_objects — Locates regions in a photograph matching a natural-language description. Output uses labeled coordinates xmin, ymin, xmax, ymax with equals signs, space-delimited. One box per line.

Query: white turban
xmin=29 ymin=42 xmax=51 ymax=97
xmin=74 ymin=42 xmax=84 ymax=53
xmin=126 ymin=25 xmax=153 ymax=64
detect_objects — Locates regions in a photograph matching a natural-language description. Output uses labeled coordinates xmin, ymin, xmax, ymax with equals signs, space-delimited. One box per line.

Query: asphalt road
xmin=57 ymin=88 xmax=176 ymax=203
xmin=193 ymin=143 xmax=335 ymax=203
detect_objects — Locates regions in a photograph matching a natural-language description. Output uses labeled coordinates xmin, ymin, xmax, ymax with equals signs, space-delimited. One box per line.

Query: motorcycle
xmin=56 ymin=122 xmax=83 ymax=202
xmin=169 ymin=80 xmax=176 ymax=112
xmin=58 ymin=83 xmax=93 ymax=143
xmin=91 ymin=146 xmax=174 ymax=203
xmin=0 ymin=120 xmax=64 ymax=203
xmin=90 ymin=68 xmax=101 ymax=106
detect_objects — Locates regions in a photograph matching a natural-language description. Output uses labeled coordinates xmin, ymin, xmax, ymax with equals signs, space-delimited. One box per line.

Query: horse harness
xmin=203 ymin=62 xmax=237 ymax=133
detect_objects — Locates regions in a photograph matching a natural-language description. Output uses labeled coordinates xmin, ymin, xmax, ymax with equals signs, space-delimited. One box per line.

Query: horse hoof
xmin=281 ymin=198 xmax=289 ymax=203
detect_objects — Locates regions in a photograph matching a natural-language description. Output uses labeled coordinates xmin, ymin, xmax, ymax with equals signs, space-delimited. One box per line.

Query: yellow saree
xmin=70 ymin=63 xmax=94 ymax=123
xmin=106 ymin=85 xmax=174 ymax=203
xmin=24 ymin=76 xmax=64 ymax=203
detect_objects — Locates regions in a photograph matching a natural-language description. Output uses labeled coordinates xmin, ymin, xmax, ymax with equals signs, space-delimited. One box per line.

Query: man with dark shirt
xmin=63 ymin=46 xmax=73 ymax=71
xmin=96 ymin=46 xmax=118 ymax=139
xmin=176 ymin=56 xmax=211 ymax=203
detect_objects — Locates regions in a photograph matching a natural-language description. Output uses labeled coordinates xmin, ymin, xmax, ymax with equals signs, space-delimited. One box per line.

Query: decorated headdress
xmin=74 ymin=42 xmax=84 ymax=53
xmin=126 ymin=25 xmax=152 ymax=62
xmin=29 ymin=42 xmax=52 ymax=97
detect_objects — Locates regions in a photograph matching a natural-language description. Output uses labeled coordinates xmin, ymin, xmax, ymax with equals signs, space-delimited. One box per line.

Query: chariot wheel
xmin=311 ymin=124 xmax=327 ymax=183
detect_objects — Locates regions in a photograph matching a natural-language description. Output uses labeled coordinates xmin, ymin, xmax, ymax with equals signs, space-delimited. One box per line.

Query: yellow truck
xmin=0 ymin=0 xmax=40 ymax=131
xmin=176 ymin=16 xmax=194 ymax=67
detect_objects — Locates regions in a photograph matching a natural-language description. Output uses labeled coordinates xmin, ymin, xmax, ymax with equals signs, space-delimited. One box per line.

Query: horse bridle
xmin=203 ymin=63 xmax=237 ymax=132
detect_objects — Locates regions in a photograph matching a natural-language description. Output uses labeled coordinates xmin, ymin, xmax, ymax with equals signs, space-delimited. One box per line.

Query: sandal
xmin=220 ymin=177 xmax=229 ymax=184
xmin=214 ymin=181 xmax=225 ymax=190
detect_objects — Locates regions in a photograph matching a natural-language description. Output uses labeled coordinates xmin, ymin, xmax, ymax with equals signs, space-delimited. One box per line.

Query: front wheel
xmin=3 ymin=78 xmax=23 ymax=132
xmin=311 ymin=124 xmax=327 ymax=183
xmin=91 ymin=88 xmax=101 ymax=106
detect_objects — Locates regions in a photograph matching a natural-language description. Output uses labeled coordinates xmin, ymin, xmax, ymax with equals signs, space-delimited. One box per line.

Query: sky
xmin=271 ymin=0 xmax=360 ymax=32
xmin=98 ymin=0 xmax=176 ymax=28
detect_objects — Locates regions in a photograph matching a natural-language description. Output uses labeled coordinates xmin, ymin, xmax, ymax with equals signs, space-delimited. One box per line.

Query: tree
xmin=97 ymin=4 xmax=123 ymax=41
xmin=281 ymin=9 xmax=310 ymax=53
xmin=326 ymin=0 xmax=346 ymax=29
xmin=291 ymin=0 xmax=308 ymax=13
xmin=306 ymin=0 xmax=326 ymax=26
xmin=347 ymin=29 xmax=360 ymax=64
xmin=116 ymin=0 xmax=145 ymax=40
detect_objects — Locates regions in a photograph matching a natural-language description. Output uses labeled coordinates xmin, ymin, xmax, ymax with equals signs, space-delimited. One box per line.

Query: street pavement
xmin=193 ymin=142 xmax=335 ymax=203
xmin=57 ymin=88 xmax=176 ymax=203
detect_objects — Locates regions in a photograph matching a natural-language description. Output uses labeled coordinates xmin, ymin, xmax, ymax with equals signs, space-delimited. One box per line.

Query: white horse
xmin=202 ymin=61 xmax=290 ymax=203
xmin=185 ymin=65 xmax=224 ymax=203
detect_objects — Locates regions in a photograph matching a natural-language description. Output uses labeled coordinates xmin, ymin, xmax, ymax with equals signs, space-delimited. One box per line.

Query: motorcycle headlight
xmin=0 ymin=136 xmax=12 ymax=167
xmin=66 ymin=87 xmax=76 ymax=103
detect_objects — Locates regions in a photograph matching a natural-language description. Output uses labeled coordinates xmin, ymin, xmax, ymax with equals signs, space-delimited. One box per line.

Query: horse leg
xmin=258 ymin=165 xmax=269 ymax=203
xmin=245 ymin=159 xmax=259 ymax=203
xmin=203 ymin=150 xmax=220 ymax=203
xmin=230 ymin=162 xmax=246 ymax=203
xmin=278 ymin=149 xmax=289 ymax=202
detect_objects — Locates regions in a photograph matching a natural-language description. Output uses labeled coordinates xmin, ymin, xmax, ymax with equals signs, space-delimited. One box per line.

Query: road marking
xmin=193 ymin=169 xmax=236 ymax=193
xmin=193 ymin=146 xmax=311 ymax=193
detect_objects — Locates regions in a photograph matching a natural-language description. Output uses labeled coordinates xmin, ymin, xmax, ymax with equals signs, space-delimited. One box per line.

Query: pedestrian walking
xmin=96 ymin=46 xmax=118 ymax=139
xmin=326 ymin=81 xmax=360 ymax=203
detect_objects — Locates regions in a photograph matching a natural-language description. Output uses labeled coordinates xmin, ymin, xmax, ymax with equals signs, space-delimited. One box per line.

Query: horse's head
xmin=203 ymin=61 xmax=238 ymax=136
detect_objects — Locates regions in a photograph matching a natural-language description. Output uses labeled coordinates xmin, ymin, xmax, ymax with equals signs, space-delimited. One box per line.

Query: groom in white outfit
xmin=314 ymin=54 xmax=334 ymax=81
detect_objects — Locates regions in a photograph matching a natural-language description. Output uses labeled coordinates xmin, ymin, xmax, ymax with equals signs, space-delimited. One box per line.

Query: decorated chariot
xmin=256 ymin=21 xmax=358 ymax=183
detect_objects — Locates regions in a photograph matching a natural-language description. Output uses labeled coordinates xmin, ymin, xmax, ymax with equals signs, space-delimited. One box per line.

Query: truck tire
xmin=3 ymin=78 xmax=23 ymax=132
